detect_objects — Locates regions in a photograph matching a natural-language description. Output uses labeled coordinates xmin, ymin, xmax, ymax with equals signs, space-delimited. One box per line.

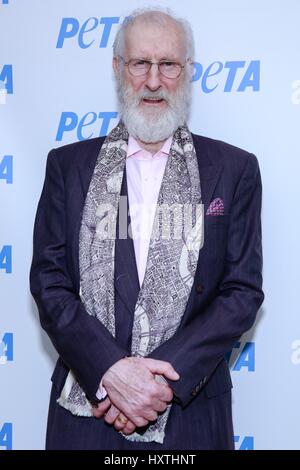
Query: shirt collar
xmin=127 ymin=135 xmax=172 ymax=158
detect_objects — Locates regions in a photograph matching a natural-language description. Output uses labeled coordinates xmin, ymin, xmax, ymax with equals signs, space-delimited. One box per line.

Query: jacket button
xmin=196 ymin=283 xmax=204 ymax=294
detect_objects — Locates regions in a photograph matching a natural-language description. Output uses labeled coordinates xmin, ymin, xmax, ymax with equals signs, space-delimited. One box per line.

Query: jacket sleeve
xmin=30 ymin=149 xmax=127 ymax=402
xmin=148 ymin=154 xmax=264 ymax=407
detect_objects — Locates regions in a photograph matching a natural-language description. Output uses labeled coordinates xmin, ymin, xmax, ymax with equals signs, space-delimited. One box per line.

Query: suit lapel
xmin=77 ymin=151 xmax=99 ymax=197
xmin=192 ymin=134 xmax=223 ymax=213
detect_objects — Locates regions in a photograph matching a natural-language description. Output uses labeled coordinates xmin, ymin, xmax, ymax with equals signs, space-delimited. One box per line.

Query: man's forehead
xmin=126 ymin=47 xmax=182 ymax=60
xmin=124 ymin=19 xmax=185 ymax=59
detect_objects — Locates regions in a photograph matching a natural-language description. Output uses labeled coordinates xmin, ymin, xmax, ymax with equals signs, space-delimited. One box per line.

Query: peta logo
xmin=56 ymin=17 xmax=121 ymax=48
xmin=0 ymin=65 xmax=13 ymax=93
xmin=0 ymin=245 xmax=12 ymax=273
xmin=56 ymin=111 xmax=118 ymax=141
xmin=1 ymin=0 xmax=9 ymax=4
xmin=192 ymin=60 xmax=260 ymax=93
xmin=0 ymin=155 xmax=13 ymax=184
xmin=0 ymin=423 xmax=12 ymax=450
xmin=234 ymin=435 xmax=254 ymax=450
xmin=226 ymin=341 xmax=255 ymax=372
xmin=0 ymin=332 xmax=13 ymax=364
xmin=0 ymin=65 xmax=13 ymax=105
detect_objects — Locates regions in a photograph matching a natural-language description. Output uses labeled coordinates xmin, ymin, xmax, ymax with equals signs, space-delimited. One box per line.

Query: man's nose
xmin=145 ymin=63 xmax=162 ymax=91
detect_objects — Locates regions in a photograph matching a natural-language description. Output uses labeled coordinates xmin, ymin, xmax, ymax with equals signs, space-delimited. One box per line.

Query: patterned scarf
xmin=57 ymin=121 xmax=203 ymax=443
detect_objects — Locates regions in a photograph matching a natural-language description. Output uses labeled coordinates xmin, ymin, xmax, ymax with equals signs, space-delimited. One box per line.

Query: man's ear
xmin=112 ymin=57 xmax=118 ymax=75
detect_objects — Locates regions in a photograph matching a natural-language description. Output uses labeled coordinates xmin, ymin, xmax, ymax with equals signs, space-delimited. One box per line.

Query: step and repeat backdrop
xmin=1 ymin=0 xmax=299 ymax=450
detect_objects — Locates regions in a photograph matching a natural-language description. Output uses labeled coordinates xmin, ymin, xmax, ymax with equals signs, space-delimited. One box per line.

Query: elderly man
xmin=30 ymin=8 xmax=264 ymax=450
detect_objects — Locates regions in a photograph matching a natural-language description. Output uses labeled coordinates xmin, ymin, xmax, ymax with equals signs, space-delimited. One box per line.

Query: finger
xmin=104 ymin=404 xmax=121 ymax=424
xmin=92 ymin=398 xmax=111 ymax=419
xmin=132 ymin=416 xmax=149 ymax=427
xmin=122 ymin=420 xmax=136 ymax=435
xmin=113 ymin=414 xmax=129 ymax=431
xmin=153 ymin=399 xmax=168 ymax=413
xmin=143 ymin=410 xmax=158 ymax=422
xmin=156 ymin=384 xmax=173 ymax=403
xmin=154 ymin=374 xmax=174 ymax=403
xmin=155 ymin=374 xmax=168 ymax=385
xmin=144 ymin=358 xmax=180 ymax=381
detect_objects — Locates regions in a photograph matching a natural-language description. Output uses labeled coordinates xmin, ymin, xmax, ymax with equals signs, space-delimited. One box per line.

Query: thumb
xmin=144 ymin=358 xmax=180 ymax=381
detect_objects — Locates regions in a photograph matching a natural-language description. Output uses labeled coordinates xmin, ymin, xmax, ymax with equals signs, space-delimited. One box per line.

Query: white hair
xmin=113 ymin=7 xmax=195 ymax=61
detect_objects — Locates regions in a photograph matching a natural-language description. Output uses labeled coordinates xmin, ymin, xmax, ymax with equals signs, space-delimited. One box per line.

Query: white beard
xmin=116 ymin=74 xmax=192 ymax=143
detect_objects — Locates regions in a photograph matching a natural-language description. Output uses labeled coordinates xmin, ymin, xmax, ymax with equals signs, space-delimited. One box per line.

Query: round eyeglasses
xmin=121 ymin=58 xmax=187 ymax=79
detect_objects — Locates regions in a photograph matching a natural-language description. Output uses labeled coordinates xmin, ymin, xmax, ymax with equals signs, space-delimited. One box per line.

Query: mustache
xmin=139 ymin=90 xmax=169 ymax=102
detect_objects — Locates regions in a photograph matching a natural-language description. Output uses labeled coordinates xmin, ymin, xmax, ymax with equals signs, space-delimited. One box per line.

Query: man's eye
xmin=132 ymin=60 xmax=148 ymax=67
xmin=161 ymin=61 xmax=176 ymax=68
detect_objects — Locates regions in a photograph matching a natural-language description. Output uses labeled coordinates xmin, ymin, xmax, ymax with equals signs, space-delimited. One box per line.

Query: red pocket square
xmin=206 ymin=198 xmax=224 ymax=216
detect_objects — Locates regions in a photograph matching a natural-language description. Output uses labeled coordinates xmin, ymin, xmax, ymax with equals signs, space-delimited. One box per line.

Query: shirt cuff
xmin=96 ymin=379 xmax=108 ymax=400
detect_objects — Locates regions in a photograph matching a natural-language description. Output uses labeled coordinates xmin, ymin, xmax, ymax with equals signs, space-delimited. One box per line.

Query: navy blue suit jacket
xmin=30 ymin=133 xmax=264 ymax=450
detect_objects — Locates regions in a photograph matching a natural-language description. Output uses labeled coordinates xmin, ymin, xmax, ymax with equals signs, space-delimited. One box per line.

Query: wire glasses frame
xmin=120 ymin=57 xmax=189 ymax=79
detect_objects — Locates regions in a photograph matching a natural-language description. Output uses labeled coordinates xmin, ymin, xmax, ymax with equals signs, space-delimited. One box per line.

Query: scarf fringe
xmin=56 ymin=397 xmax=93 ymax=417
xmin=123 ymin=429 xmax=165 ymax=444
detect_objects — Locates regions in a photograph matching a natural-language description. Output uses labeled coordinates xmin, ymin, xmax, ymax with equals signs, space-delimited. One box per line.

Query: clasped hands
xmin=92 ymin=357 xmax=179 ymax=435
